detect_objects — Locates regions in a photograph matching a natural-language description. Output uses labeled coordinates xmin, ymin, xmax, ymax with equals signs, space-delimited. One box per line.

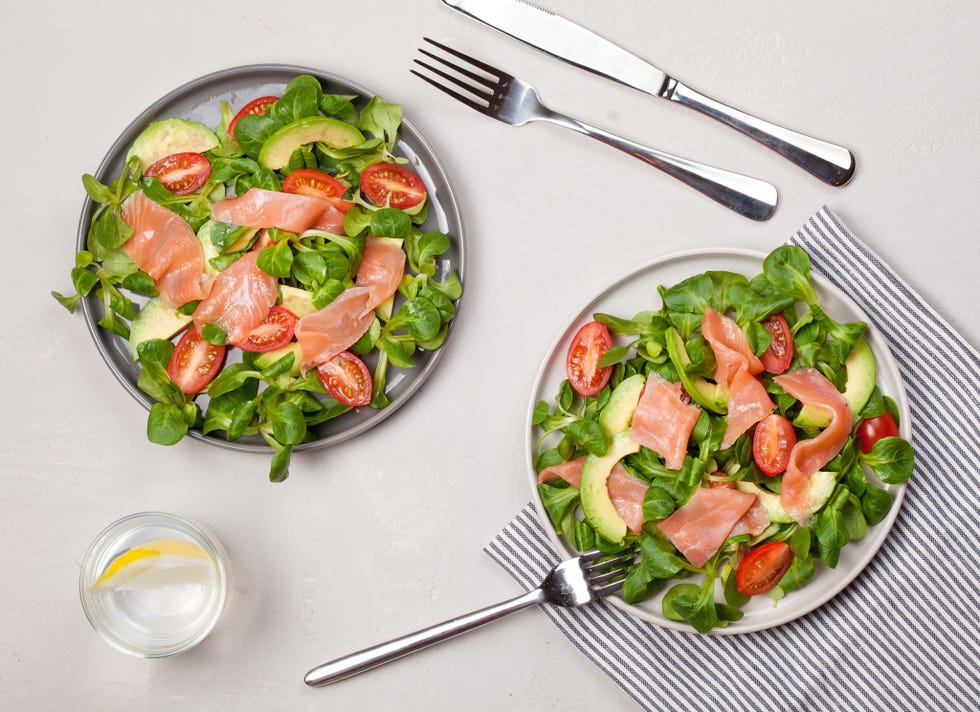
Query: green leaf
xmin=402 ymin=297 xmax=441 ymax=342
xmin=267 ymin=401 xmax=307 ymax=445
xmin=147 ymin=402 xmax=189 ymax=445
xmin=842 ymin=499 xmax=868 ymax=540
xmin=82 ymin=173 xmax=114 ymax=203
xmin=861 ymin=437 xmax=914 ymax=484
xmin=51 ymin=290 xmax=80 ymax=313
xmin=572 ymin=520 xmax=596 ymax=552
xmin=201 ymin=323 xmax=227 ymax=345
xmin=320 ymin=94 xmax=358 ymax=123
xmin=260 ymin=351 xmax=296 ymax=380
xmin=642 ymin=487 xmax=676 ymax=521
xmin=564 ymin=419 xmax=608 ymax=456
xmin=429 ymin=271 xmax=462 ymax=301
xmin=812 ymin=508 xmax=849 ymax=568
xmin=271 ymin=84 xmax=321 ymax=124
xmin=723 ymin=566 xmax=749 ymax=607
xmin=207 ymin=363 xmax=257 ymax=398
xmin=640 ymin=535 xmax=684 ymax=578
xmin=811 ymin=304 xmax=866 ymax=366
xmin=234 ymin=113 xmax=283 ymax=160
xmin=292 ymin=251 xmax=328 ymax=287
xmin=370 ymin=208 xmax=412 ymax=238
xmin=257 ymin=238 xmax=294 ymax=278
xmin=357 ymin=96 xmax=403 ymax=152
xmin=532 ymin=400 xmax=551 ymax=426
xmin=622 ymin=565 xmax=657 ymax=604
xmin=597 ymin=345 xmax=631 ymax=369
xmin=70 ymin=267 xmax=100 ymax=296
xmin=120 ymin=270 xmax=158 ymax=296
xmin=537 ymin=481 xmax=580 ymax=528
xmin=269 ymin=445 xmax=292 ymax=482
xmin=313 ymin=279 xmax=347 ymax=309
xmin=762 ymin=245 xmax=818 ymax=304
xmin=379 ymin=336 xmax=415 ymax=369
xmin=778 ymin=527 xmax=816 ymax=592
xmin=861 ymin=482 xmax=894 ymax=525
xmin=343 ymin=205 xmax=372 ymax=237
xmin=706 ymin=271 xmax=749 ymax=313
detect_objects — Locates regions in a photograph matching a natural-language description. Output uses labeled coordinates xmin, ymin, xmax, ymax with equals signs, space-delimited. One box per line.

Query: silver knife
xmin=441 ymin=0 xmax=855 ymax=186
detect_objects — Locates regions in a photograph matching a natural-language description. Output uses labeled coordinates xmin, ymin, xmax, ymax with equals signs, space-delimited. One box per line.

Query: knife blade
xmin=442 ymin=0 xmax=673 ymax=98
xmin=441 ymin=0 xmax=855 ymax=186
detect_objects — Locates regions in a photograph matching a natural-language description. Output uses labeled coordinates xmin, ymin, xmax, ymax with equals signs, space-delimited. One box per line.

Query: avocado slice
xmin=664 ymin=328 xmax=728 ymax=414
xmin=279 ymin=285 xmax=318 ymax=318
xmin=795 ymin=338 xmax=877 ymax=428
xmin=254 ymin=342 xmax=303 ymax=376
xmin=126 ymin=118 xmax=219 ymax=170
xmin=580 ymin=432 xmax=642 ymax=544
xmin=735 ymin=472 xmax=837 ymax=523
xmin=258 ymin=116 xmax=365 ymax=170
xmin=598 ymin=373 xmax=646 ymax=436
xmin=128 ymin=298 xmax=193 ymax=360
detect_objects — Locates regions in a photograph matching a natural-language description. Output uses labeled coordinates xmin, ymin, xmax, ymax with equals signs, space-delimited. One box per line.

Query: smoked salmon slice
xmin=629 ymin=373 xmax=701 ymax=470
xmin=294 ymin=287 xmax=375 ymax=371
xmin=192 ymin=251 xmax=278 ymax=344
xmin=211 ymin=188 xmax=353 ymax=234
xmin=121 ymin=191 xmax=210 ymax=307
xmin=657 ymin=486 xmax=757 ymax=567
xmin=729 ymin=497 xmax=771 ymax=537
xmin=773 ymin=368 xmax=853 ymax=525
xmin=538 ymin=457 xmax=649 ymax=534
xmin=356 ymin=237 xmax=406 ymax=311
xmin=702 ymin=307 xmax=774 ymax=448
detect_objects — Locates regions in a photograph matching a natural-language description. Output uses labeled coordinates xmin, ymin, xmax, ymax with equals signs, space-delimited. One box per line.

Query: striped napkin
xmin=486 ymin=207 xmax=980 ymax=711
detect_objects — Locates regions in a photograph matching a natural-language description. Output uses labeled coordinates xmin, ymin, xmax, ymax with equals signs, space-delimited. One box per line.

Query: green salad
xmin=53 ymin=74 xmax=461 ymax=481
xmin=533 ymin=245 xmax=914 ymax=632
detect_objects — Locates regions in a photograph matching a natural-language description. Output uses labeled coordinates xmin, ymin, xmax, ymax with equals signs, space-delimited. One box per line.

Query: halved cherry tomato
xmin=228 ymin=95 xmax=279 ymax=137
xmin=565 ymin=321 xmax=613 ymax=397
xmin=360 ymin=163 xmax=427 ymax=209
xmin=317 ymin=351 xmax=373 ymax=407
xmin=282 ymin=168 xmax=348 ymax=200
xmin=752 ymin=413 xmax=797 ymax=476
xmin=857 ymin=411 xmax=900 ymax=453
xmin=760 ymin=313 xmax=794 ymax=374
xmin=231 ymin=306 xmax=298 ymax=353
xmin=167 ymin=328 xmax=226 ymax=395
xmin=144 ymin=152 xmax=211 ymax=196
xmin=736 ymin=541 xmax=794 ymax=596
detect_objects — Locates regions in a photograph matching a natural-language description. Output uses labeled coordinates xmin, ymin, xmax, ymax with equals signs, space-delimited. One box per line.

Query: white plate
xmin=524 ymin=247 xmax=911 ymax=634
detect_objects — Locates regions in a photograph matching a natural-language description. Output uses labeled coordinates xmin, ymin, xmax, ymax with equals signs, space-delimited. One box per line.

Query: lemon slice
xmin=91 ymin=538 xmax=216 ymax=592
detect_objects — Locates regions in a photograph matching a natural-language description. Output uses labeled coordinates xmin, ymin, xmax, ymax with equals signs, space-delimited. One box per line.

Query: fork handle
xmin=668 ymin=80 xmax=855 ymax=187
xmin=540 ymin=112 xmax=777 ymax=221
xmin=304 ymin=588 xmax=545 ymax=687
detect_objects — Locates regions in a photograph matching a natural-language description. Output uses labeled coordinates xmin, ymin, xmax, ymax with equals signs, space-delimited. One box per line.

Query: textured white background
xmin=2 ymin=1 xmax=977 ymax=710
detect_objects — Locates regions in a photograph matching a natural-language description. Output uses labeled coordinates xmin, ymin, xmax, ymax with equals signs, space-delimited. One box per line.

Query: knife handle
xmin=668 ymin=80 xmax=854 ymax=186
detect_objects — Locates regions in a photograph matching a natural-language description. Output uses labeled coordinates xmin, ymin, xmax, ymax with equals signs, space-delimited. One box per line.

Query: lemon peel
xmin=91 ymin=538 xmax=214 ymax=592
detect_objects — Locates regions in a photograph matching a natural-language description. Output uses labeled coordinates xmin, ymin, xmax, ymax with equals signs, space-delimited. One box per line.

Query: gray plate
xmin=77 ymin=64 xmax=465 ymax=453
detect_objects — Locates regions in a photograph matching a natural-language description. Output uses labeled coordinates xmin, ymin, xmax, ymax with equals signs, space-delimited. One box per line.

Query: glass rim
xmin=78 ymin=511 xmax=229 ymax=658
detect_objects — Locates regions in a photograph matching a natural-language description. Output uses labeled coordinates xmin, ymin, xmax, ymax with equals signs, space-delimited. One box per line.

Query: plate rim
xmin=76 ymin=63 xmax=466 ymax=454
xmin=524 ymin=245 xmax=911 ymax=634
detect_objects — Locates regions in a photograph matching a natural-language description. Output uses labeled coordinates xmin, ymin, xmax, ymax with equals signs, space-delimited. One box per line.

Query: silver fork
xmin=412 ymin=37 xmax=777 ymax=221
xmin=304 ymin=548 xmax=634 ymax=686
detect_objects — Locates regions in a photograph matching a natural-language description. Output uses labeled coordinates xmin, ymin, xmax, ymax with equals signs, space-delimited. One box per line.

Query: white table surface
xmin=3 ymin=1 xmax=978 ymax=709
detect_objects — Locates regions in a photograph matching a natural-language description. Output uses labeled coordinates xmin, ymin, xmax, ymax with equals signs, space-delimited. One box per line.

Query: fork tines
xmin=411 ymin=37 xmax=504 ymax=115
xmin=583 ymin=550 xmax=636 ymax=596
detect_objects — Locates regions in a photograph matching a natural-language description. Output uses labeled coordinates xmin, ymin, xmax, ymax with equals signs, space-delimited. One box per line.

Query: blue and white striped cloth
xmin=486 ymin=207 xmax=980 ymax=711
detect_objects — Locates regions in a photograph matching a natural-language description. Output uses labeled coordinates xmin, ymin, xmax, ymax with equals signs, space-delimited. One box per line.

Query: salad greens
xmin=533 ymin=245 xmax=914 ymax=632
xmin=53 ymin=74 xmax=461 ymax=481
